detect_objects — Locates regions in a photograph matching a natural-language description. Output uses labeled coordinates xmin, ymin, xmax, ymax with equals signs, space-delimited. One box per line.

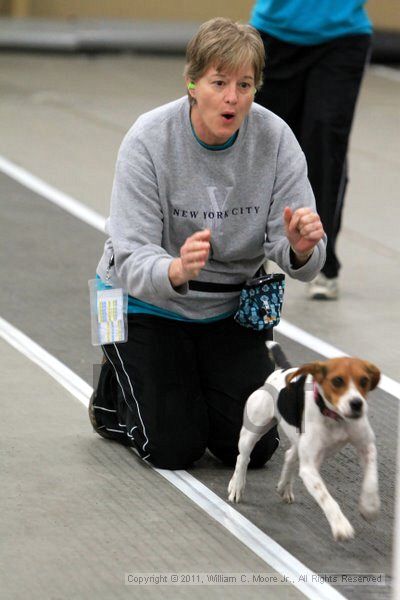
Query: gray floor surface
xmin=0 ymin=52 xmax=399 ymax=600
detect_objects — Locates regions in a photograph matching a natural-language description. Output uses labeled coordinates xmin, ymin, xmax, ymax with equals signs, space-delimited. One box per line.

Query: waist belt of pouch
xmin=108 ymin=255 xmax=242 ymax=293
xmin=188 ymin=281 xmax=244 ymax=293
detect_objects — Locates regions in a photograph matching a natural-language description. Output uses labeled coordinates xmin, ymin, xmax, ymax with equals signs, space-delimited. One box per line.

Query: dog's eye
xmin=359 ymin=377 xmax=369 ymax=389
xmin=331 ymin=376 xmax=344 ymax=388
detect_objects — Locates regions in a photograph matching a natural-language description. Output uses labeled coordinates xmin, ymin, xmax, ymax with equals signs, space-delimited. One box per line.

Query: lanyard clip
xmin=106 ymin=253 xmax=115 ymax=284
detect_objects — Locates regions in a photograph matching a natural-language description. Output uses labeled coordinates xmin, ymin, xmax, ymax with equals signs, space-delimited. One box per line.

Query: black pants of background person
xmin=91 ymin=314 xmax=279 ymax=470
xmin=256 ymin=32 xmax=371 ymax=279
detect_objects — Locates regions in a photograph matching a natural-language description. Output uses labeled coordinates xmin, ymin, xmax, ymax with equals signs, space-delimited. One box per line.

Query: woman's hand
xmin=283 ymin=206 xmax=324 ymax=266
xmin=169 ymin=229 xmax=211 ymax=287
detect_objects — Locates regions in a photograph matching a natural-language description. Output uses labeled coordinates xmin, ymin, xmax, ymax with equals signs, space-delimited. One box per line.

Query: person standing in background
xmin=251 ymin=0 xmax=372 ymax=299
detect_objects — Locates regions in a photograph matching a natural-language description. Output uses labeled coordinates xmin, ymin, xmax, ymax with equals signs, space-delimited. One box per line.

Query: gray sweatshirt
xmin=97 ymin=96 xmax=326 ymax=320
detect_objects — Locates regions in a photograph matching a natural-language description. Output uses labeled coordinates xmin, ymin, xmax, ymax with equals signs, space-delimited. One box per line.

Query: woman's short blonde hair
xmin=184 ymin=17 xmax=265 ymax=96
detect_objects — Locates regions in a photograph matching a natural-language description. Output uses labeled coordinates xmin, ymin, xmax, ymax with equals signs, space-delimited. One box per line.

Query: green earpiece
xmin=188 ymin=82 xmax=196 ymax=90
xmin=253 ymin=88 xmax=257 ymax=94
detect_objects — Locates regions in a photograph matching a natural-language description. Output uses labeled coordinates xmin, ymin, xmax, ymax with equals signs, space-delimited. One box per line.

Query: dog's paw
xmin=359 ymin=494 xmax=380 ymax=522
xmin=331 ymin=516 xmax=355 ymax=542
xmin=228 ymin=477 xmax=243 ymax=503
xmin=276 ymin=482 xmax=294 ymax=504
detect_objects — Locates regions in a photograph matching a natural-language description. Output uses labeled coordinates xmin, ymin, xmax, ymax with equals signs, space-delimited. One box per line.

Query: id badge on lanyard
xmin=88 ymin=254 xmax=128 ymax=346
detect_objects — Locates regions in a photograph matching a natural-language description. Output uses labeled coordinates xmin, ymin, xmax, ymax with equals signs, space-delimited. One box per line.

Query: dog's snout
xmin=350 ymin=399 xmax=363 ymax=413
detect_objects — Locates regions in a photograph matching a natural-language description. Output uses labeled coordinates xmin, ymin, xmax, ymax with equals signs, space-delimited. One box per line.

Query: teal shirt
xmin=95 ymin=275 xmax=234 ymax=322
xmin=128 ymin=296 xmax=235 ymax=322
xmin=190 ymin=121 xmax=239 ymax=151
xmin=250 ymin=0 xmax=372 ymax=45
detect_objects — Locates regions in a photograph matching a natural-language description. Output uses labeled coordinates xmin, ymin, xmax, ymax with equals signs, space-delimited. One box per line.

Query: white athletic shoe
xmin=308 ymin=273 xmax=339 ymax=300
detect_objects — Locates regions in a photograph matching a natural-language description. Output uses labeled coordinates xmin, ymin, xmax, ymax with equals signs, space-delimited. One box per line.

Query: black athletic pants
xmin=92 ymin=314 xmax=279 ymax=470
xmin=256 ymin=32 xmax=371 ymax=278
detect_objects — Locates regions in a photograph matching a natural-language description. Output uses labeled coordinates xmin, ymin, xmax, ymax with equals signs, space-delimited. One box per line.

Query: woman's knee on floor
xmin=208 ymin=426 xmax=280 ymax=468
xmin=248 ymin=426 xmax=280 ymax=468
xmin=145 ymin=434 xmax=208 ymax=470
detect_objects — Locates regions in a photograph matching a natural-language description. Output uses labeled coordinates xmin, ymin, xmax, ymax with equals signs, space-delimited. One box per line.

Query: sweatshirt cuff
xmin=286 ymin=240 xmax=326 ymax=281
xmin=152 ymin=256 xmax=189 ymax=298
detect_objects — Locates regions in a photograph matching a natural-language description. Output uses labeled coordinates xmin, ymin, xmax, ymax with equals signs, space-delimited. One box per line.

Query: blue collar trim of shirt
xmin=190 ymin=119 xmax=238 ymax=150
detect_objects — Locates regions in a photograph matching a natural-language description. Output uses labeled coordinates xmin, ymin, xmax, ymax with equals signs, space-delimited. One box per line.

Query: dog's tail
xmin=266 ymin=341 xmax=292 ymax=370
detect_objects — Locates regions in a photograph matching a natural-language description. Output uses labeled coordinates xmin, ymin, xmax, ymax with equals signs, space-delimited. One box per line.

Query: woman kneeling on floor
xmin=89 ymin=17 xmax=326 ymax=470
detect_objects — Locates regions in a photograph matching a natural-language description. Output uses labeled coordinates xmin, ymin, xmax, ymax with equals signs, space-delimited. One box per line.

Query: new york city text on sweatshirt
xmin=97 ymin=97 xmax=326 ymax=320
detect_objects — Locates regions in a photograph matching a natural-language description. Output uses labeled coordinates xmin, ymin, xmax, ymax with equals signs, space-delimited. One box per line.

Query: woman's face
xmin=188 ymin=63 xmax=255 ymax=146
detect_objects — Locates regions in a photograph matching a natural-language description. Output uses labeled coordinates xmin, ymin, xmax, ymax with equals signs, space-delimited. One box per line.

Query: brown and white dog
xmin=228 ymin=342 xmax=381 ymax=541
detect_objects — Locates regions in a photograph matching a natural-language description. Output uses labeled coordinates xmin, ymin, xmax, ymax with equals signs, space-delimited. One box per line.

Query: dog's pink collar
xmin=313 ymin=383 xmax=343 ymax=422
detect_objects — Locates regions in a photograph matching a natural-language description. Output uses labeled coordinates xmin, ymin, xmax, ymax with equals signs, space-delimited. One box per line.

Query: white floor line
xmin=1 ymin=158 xmax=398 ymax=599
xmin=0 ymin=316 xmax=92 ymax=407
xmin=2 ymin=154 xmax=400 ymax=400
xmin=0 ymin=155 xmax=106 ymax=233
xmin=156 ymin=469 xmax=346 ymax=600
xmin=370 ymin=65 xmax=400 ymax=83
xmin=0 ymin=314 xmax=345 ymax=600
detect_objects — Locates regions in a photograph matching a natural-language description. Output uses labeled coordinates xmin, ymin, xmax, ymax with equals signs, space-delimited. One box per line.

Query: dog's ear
xmin=286 ymin=361 xmax=328 ymax=384
xmin=364 ymin=361 xmax=381 ymax=391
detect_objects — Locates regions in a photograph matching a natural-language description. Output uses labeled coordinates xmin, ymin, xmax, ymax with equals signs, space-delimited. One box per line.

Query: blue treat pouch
xmin=234 ymin=273 xmax=285 ymax=331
